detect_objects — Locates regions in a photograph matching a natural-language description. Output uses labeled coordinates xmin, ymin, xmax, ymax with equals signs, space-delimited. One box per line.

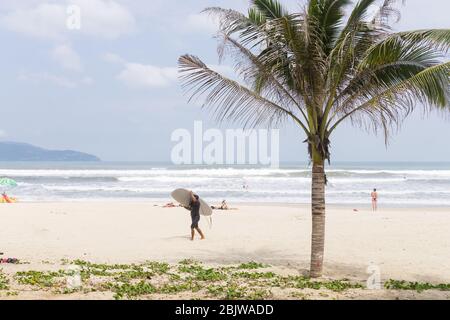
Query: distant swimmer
xmin=371 ymin=189 xmax=378 ymax=212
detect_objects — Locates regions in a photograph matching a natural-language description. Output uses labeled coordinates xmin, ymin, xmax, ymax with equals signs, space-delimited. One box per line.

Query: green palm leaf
xmin=251 ymin=0 xmax=288 ymax=19
xmin=178 ymin=55 xmax=307 ymax=131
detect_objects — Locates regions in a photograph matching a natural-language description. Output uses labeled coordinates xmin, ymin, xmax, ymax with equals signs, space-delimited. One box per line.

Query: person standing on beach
xmin=371 ymin=189 xmax=378 ymax=212
xmin=189 ymin=191 xmax=205 ymax=241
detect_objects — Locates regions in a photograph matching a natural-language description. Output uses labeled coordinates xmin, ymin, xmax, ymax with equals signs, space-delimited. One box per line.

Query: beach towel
xmin=0 ymin=258 xmax=19 ymax=264
xmin=1 ymin=195 xmax=17 ymax=203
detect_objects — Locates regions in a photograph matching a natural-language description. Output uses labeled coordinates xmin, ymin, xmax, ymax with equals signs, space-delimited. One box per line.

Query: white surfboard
xmin=171 ymin=188 xmax=213 ymax=217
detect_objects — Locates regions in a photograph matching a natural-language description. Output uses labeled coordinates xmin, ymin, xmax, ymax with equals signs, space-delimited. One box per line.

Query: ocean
xmin=1 ymin=162 xmax=450 ymax=207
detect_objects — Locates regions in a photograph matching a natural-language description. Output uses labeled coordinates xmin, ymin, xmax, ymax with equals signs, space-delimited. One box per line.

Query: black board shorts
xmin=191 ymin=213 xmax=200 ymax=229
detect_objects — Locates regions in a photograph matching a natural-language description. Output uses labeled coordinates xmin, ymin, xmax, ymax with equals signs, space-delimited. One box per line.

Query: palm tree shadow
xmin=189 ymin=248 xmax=391 ymax=280
xmin=194 ymin=247 xmax=311 ymax=276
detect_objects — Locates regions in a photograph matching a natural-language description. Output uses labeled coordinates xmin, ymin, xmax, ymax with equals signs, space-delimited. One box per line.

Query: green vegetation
xmin=178 ymin=259 xmax=198 ymax=265
xmin=15 ymin=270 xmax=66 ymax=288
xmin=269 ymin=275 xmax=364 ymax=292
xmin=178 ymin=264 xmax=227 ymax=282
xmin=234 ymin=271 xmax=276 ymax=280
xmin=2 ymin=261 xmax=450 ymax=299
xmin=107 ymin=281 xmax=156 ymax=300
xmin=238 ymin=262 xmax=269 ymax=270
xmin=0 ymin=270 xmax=9 ymax=290
xmin=385 ymin=280 xmax=450 ymax=293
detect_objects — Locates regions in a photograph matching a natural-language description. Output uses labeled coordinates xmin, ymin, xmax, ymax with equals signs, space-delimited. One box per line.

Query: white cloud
xmin=81 ymin=76 xmax=94 ymax=85
xmin=18 ymin=71 xmax=94 ymax=88
xmin=185 ymin=13 xmax=219 ymax=34
xmin=103 ymin=52 xmax=125 ymax=64
xmin=18 ymin=71 xmax=81 ymax=88
xmin=73 ymin=0 xmax=137 ymax=39
xmin=117 ymin=63 xmax=177 ymax=88
xmin=104 ymin=52 xmax=178 ymax=88
xmin=0 ymin=0 xmax=137 ymax=40
xmin=0 ymin=130 xmax=7 ymax=138
xmin=52 ymin=44 xmax=83 ymax=72
xmin=1 ymin=3 xmax=66 ymax=40
xmin=104 ymin=52 xmax=234 ymax=89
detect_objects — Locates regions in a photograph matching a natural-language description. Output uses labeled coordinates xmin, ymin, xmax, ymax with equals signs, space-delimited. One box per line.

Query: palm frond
xmin=248 ymin=7 xmax=267 ymax=26
xmin=178 ymin=54 xmax=308 ymax=132
xmin=330 ymin=61 xmax=450 ymax=136
xmin=217 ymin=34 xmax=306 ymax=114
xmin=370 ymin=29 xmax=450 ymax=55
xmin=202 ymin=7 xmax=250 ymax=35
xmin=336 ymin=39 xmax=443 ymax=107
xmin=340 ymin=0 xmax=378 ymax=34
xmin=371 ymin=0 xmax=404 ymax=27
xmin=250 ymin=0 xmax=288 ymax=19
xmin=308 ymin=0 xmax=352 ymax=54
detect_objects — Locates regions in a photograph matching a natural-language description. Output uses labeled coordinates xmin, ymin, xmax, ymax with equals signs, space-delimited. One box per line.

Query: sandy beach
xmin=1 ymin=202 xmax=449 ymax=300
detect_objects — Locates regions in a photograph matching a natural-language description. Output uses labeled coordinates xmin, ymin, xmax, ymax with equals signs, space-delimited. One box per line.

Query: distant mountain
xmin=0 ymin=142 xmax=100 ymax=161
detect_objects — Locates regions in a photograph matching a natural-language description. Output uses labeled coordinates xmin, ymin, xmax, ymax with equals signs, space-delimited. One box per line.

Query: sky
xmin=0 ymin=0 xmax=449 ymax=162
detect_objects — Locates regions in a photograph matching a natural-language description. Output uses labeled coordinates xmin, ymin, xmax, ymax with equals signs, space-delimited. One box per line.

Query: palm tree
xmin=178 ymin=0 xmax=450 ymax=278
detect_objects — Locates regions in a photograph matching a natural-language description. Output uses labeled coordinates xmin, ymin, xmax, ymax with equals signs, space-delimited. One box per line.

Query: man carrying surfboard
xmin=189 ymin=191 xmax=205 ymax=241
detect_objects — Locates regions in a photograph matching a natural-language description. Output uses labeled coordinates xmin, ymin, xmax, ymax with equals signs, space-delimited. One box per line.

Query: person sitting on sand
xmin=163 ymin=202 xmax=176 ymax=208
xmin=189 ymin=191 xmax=205 ymax=241
xmin=371 ymin=189 xmax=378 ymax=212
xmin=220 ymin=200 xmax=228 ymax=210
xmin=211 ymin=200 xmax=230 ymax=210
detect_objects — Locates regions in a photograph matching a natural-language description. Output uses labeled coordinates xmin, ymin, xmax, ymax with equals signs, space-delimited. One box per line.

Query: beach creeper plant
xmin=178 ymin=0 xmax=450 ymax=277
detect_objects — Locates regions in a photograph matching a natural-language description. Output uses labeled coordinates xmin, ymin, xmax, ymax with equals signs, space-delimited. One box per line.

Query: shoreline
xmin=7 ymin=200 xmax=450 ymax=210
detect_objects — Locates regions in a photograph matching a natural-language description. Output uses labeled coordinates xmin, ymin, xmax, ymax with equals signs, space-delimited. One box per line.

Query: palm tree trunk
xmin=310 ymin=159 xmax=326 ymax=278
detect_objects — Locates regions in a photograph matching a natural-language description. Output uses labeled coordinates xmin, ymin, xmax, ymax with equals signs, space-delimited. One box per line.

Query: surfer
xmin=189 ymin=191 xmax=205 ymax=241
